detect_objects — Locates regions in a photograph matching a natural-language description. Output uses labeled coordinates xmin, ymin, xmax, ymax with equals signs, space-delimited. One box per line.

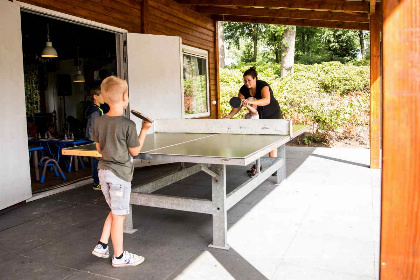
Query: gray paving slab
xmin=83 ymin=239 xmax=201 ymax=280
xmin=0 ymin=255 xmax=76 ymax=280
xmin=47 ymin=204 xmax=110 ymax=228
xmin=64 ymin=271 xmax=117 ymax=280
xmin=53 ymin=185 xmax=107 ymax=206
xmin=0 ymin=198 xmax=74 ymax=231
xmin=0 ymin=214 xmax=79 ymax=255
xmin=22 ymin=227 xmax=103 ymax=270
xmin=0 ymin=147 xmax=380 ymax=280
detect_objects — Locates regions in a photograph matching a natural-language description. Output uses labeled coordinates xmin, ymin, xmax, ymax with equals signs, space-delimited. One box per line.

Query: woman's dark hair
xmin=243 ymin=67 xmax=258 ymax=79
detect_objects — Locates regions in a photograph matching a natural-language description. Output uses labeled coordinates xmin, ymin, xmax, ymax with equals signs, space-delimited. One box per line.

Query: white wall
xmin=127 ymin=33 xmax=183 ymax=133
xmin=0 ymin=1 xmax=32 ymax=209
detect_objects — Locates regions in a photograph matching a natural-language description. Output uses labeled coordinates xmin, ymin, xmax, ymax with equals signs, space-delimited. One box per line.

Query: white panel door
xmin=0 ymin=0 xmax=32 ymax=209
xmin=126 ymin=33 xmax=182 ymax=133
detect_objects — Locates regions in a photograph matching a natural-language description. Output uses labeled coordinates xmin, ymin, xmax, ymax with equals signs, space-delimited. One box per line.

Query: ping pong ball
xmin=212 ymin=100 xmax=217 ymax=105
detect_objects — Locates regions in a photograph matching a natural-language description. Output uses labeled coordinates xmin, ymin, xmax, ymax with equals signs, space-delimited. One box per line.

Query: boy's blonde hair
xmin=100 ymin=76 xmax=128 ymax=104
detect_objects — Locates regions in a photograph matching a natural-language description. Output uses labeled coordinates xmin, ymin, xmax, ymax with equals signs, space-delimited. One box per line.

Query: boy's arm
xmin=95 ymin=142 xmax=102 ymax=154
xmin=128 ymin=121 xmax=152 ymax=156
xmin=244 ymin=104 xmax=258 ymax=115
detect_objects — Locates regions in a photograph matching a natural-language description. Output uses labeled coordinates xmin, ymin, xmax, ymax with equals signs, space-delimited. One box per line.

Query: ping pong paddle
xmin=229 ymin=97 xmax=242 ymax=108
xmin=131 ymin=110 xmax=154 ymax=123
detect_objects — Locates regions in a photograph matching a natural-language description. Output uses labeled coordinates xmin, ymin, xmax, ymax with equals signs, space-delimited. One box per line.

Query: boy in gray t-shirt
xmin=91 ymin=76 xmax=151 ymax=268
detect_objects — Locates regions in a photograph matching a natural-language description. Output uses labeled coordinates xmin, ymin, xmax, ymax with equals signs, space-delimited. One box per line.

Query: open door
xmin=0 ymin=0 xmax=32 ymax=209
xmin=126 ymin=33 xmax=183 ymax=133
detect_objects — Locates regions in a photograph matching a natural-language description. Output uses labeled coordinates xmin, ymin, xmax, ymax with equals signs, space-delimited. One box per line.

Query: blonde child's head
xmin=100 ymin=76 xmax=129 ymax=108
xmin=247 ymin=97 xmax=257 ymax=109
xmin=90 ymin=87 xmax=104 ymax=106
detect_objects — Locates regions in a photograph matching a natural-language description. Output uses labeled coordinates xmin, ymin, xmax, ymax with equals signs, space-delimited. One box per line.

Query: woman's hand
xmin=241 ymin=99 xmax=253 ymax=106
xmin=222 ymin=115 xmax=232 ymax=119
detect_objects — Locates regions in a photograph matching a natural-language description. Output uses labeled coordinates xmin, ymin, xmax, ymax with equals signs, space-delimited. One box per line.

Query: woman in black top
xmin=223 ymin=67 xmax=282 ymax=175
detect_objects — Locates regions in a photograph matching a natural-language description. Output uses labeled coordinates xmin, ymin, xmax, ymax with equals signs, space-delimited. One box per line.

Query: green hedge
xmin=220 ymin=61 xmax=370 ymax=145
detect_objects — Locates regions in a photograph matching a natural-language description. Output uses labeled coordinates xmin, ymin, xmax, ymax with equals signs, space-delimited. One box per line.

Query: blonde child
xmin=91 ymin=76 xmax=151 ymax=267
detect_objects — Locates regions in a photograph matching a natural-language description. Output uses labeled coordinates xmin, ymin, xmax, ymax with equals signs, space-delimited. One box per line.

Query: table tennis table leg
xmin=276 ymin=144 xmax=286 ymax=184
xmin=208 ymin=164 xmax=230 ymax=250
xmin=124 ymin=205 xmax=138 ymax=234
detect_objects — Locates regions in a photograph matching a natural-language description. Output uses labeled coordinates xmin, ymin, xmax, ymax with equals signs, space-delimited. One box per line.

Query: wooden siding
xmin=20 ymin=0 xmax=142 ymax=32
xmin=20 ymin=0 xmax=218 ymax=118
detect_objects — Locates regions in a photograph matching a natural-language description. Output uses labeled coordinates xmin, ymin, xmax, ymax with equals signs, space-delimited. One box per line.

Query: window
xmin=182 ymin=45 xmax=210 ymax=118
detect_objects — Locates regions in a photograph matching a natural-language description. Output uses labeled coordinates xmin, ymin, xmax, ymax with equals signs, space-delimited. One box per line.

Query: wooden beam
xmin=215 ymin=21 xmax=221 ymax=119
xmin=369 ymin=7 xmax=381 ymax=169
xmin=178 ymin=0 xmax=370 ymax=13
xmin=381 ymin=0 xmax=420 ymax=278
xmin=214 ymin=15 xmax=369 ymax=30
xmin=370 ymin=0 xmax=376 ymax=14
xmin=198 ymin=6 xmax=368 ymax=23
xmin=141 ymin=0 xmax=149 ymax=33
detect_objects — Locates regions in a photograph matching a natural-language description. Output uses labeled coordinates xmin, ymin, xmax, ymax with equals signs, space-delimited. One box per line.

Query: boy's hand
xmin=141 ymin=120 xmax=152 ymax=130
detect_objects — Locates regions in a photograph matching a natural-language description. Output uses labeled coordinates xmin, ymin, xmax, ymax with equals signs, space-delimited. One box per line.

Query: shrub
xmin=220 ymin=61 xmax=370 ymax=145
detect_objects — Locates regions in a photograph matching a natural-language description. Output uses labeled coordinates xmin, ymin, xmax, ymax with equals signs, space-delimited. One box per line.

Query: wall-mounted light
xmin=41 ymin=24 xmax=58 ymax=58
xmin=74 ymin=46 xmax=85 ymax=83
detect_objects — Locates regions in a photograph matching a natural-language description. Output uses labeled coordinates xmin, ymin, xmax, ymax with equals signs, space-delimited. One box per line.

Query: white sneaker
xmin=112 ymin=251 xmax=145 ymax=267
xmin=92 ymin=244 xmax=109 ymax=258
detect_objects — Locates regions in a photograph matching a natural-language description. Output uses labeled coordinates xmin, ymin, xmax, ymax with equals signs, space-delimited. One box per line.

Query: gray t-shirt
xmin=92 ymin=115 xmax=140 ymax=182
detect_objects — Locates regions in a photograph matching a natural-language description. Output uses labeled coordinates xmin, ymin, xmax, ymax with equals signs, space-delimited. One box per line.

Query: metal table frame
xmin=126 ymin=140 xmax=288 ymax=250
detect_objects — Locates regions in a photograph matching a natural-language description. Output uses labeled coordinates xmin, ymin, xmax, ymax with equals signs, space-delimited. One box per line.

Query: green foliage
xmin=294 ymin=27 xmax=368 ymax=65
xmin=321 ymin=29 xmax=360 ymax=63
xmin=24 ymin=65 xmax=40 ymax=117
xmin=183 ymin=56 xmax=208 ymax=115
xmin=223 ymin=22 xmax=265 ymax=62
xmin=220 ymin=62 xmax=370 ymax=145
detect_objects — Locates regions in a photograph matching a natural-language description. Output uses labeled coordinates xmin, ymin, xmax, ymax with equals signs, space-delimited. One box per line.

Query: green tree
xmin=223 ymin=22 xmax=265 ymax=62
xmin=264 ymin=25 xmax=287 ymax=63
xmin=322 ymin=29 xmax=360 ymax=62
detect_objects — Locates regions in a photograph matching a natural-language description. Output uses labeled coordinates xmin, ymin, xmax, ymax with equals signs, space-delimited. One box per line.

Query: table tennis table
xmin=63 ymin=119 xmax=308 ymax=250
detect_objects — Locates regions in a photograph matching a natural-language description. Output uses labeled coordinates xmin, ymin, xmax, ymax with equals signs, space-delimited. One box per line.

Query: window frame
xmin=181 ymin=45 xmax=210 ymax=119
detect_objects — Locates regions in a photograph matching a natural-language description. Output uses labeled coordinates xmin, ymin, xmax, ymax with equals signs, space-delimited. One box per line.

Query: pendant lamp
xmin=74 ymin=46 xmax=85 ymax=83
xmin=41 ymin=24 xmax=58 ymax=58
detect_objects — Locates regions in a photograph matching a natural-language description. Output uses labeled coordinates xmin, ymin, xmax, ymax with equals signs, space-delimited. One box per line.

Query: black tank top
xmin=239 ymin=80 xmax=281 ymax=119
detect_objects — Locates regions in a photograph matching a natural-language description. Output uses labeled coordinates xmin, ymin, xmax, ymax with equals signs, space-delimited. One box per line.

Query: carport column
xmin=276 ymin=144 xmax=286 ymax=184
xmin=208 ymin=164 xmax=229 ymax=250
xmin=124 ymin=205 xmax=137 ymax=234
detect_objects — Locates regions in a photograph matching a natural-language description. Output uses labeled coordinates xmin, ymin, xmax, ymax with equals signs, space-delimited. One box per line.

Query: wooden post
xmin=369 ymin=7 xmax=381 ymax=169
xmin=381 ymin=0 xmax=420 ymax=279
xmin=141 ymin=0 xmax=149 ymax=34
xmin=215 ymin=20 xmax=221 ymax=119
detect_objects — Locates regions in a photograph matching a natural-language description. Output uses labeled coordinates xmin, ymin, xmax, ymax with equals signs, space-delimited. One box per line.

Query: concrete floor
xmin=0 ymin=147 xmax=381 ymax=280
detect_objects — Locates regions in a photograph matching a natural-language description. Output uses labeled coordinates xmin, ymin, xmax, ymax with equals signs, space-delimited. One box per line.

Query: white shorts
xmin=98 ymin=169 xmax=131 ymax=215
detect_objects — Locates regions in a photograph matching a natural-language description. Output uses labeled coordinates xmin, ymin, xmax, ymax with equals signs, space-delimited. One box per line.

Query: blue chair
xmin=54 ymin=142 xmax=85 ymax=172
xmin=39 ymin=156 xmax=66 ymax=183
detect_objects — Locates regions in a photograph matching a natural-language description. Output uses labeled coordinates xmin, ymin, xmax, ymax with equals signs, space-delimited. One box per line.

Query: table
xmin=62 ymin=119 xmax=308 ymax=250
xmin=29 ymin=138 xmax=90 ymax=171
xmin=28 ymin=146 xmax=43 ymax=181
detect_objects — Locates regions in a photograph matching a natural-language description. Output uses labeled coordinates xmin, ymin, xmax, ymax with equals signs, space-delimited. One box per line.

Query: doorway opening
xmin=21 ymin=11 xmax=118 ymax=193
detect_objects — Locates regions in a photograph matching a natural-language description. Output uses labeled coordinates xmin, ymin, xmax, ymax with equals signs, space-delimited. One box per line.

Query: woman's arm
xmin=242 ymin=102 xmax=258 ymax=115
xmin=223 ymin=92 xmax=245 ymax=118
xmin=245 ymin=86 xmax=270 ymax=106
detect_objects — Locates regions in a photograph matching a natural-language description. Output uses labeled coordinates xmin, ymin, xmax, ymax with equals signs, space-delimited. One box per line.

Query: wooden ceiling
xmin=175 ymin=0 xmax=378 ymax=30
